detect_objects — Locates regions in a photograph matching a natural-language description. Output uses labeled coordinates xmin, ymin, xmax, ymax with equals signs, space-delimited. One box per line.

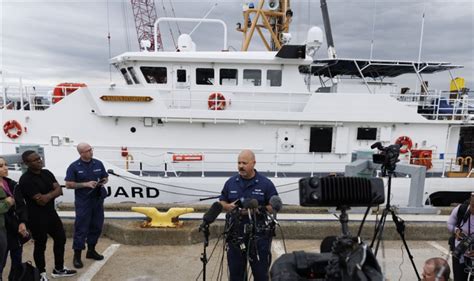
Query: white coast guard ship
xmin=1 ymin=0 xmax=473 ymax=208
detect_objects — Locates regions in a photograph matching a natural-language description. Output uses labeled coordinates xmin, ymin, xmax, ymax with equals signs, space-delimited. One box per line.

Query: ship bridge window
xmin=220 ymin=69 xmax=238 ymax=86
xmin=267 ymin=69 xmax=282 ymax=87
xmin=127 ymin=67 xmax=140 ymax=84
xmin=177 ymin=69 xmax=187 ymax=83
xmin=196 ymin=68 xmax=214 ymax=85
xmin=140 ymin=67 xmax=167 ymax=84
xmin=120 ymin=68 xmax=133 ymax=85
xmin=243 ymin=69 xmax=261 ymax=86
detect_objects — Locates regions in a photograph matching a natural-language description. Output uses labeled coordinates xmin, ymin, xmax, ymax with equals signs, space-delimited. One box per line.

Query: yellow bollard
xmin=131 ymin=207 xmax=194 ymax=228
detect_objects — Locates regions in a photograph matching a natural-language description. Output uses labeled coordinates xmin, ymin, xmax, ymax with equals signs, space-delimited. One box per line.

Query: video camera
xmin=453 ymin=232 xmax=474 ymax=260
xmin=371 ymin=142 xmax=400 ymax=176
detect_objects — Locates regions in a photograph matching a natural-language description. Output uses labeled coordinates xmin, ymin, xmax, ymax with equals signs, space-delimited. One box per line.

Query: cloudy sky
xmin=0 ymin=0 xmax=472 ymax=90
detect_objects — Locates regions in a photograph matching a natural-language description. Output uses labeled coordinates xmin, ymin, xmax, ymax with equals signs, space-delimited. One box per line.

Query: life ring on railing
xmin=52 ymin=82 xmax=87 ymax=104
xmin=3 ymin=120 xmax=22 ymax=139
xmin=207 ymin=92 xmax=226 ymax=110
xmin=395 ymin=136 xmax=413 ymax=154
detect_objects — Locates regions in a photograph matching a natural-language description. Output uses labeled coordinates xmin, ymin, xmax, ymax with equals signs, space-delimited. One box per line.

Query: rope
xmin=168 ymin=0 xmax=182 ymax=35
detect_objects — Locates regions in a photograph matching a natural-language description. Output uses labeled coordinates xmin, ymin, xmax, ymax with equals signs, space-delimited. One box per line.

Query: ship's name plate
xmin=100 ymin=95 xmax=153 ymax=102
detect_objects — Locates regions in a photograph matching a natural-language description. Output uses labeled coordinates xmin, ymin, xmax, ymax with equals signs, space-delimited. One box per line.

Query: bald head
xmin=422 ymin=257 xmax=450 ymax=281
xmin=238 ymin=150 xmax=256 ymax=179
xmin=77 ymin=142 xmax=93 ymax=161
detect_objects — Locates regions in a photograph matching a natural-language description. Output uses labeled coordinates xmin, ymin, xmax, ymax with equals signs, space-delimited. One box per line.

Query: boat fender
xmin=395 ymin=136 xmax=413 ymax=154
xmin=208 ymin=92 xmax=226 ymax=110
xmin=3 ymin=120 xmax=23 ymax=139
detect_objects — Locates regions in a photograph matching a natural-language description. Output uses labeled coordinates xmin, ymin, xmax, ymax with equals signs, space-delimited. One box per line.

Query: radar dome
xmin=306 ymin=26 xmax=324 ymax=57
xmin=177 ymin=34 xmax=196 ymax=52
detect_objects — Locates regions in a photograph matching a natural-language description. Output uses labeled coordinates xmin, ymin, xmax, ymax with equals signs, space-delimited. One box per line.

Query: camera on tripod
xmin=271 ymin=176 xmax=385 ymax=281
xmin=453 ymin=232 xmax=474 ymax=260
xmin=371 ymin=142 xmax=400 ymax=176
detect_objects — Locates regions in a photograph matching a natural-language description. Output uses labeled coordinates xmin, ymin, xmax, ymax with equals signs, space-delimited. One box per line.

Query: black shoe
xmin=73 ymin=251 xmax=83 ymax=269
xmin=86 ymin=249 xmax=104 ymax=260
xmin=51 ymin=267 xmax=77 ymax=278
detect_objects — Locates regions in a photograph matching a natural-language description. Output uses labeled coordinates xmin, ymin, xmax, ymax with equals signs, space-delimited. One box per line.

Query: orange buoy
xmin=395 ymin=136 xmax=413 ymax=154
xmin=3 ymin=120 xmax=23 ymax=139
xmin=207 ymin=92 xmax=226 ymax=110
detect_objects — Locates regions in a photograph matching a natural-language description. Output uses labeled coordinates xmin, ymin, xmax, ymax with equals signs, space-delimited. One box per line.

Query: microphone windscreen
xmin=203 ymin=202 xmax=223 ymax=224
xmin=243 ymin=198 xmax=259 ymax=209
xmin=269 ymin=195 xmax=283 ymax=212
xmin=370 ymin=142 xmax=382 ymax=149
xmin=107 ymin=169 xmax=115 ymax=175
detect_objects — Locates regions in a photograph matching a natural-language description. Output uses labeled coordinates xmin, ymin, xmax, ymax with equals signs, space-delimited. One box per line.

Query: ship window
xmin=140 ymin=67 xmax=167 ymax=84
xmin=177 ymin=69 xmax=187 ymax=83
xmin=220 ymin=69 xmax=238 ymax=86
xmin=309 ymin=127 xmax=333 ymax=153
xmin=243 ymin=69 xmax=261 ymax=86
xmin=357 ymin=128 xmax=377 ymax=140
xmin=127 ymin=67 xmax=140 ymax=84
xmin=120 ymin=68 xmax=133 ymax=85
xmin=267 ymin=70 xmax=282 ymax=87
xmin=196 ymin=68 xmax=214 ymax=85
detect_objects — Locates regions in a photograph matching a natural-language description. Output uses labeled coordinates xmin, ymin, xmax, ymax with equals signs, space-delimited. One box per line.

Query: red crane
xmin=130 ymin=0 xmax=163 ymax=51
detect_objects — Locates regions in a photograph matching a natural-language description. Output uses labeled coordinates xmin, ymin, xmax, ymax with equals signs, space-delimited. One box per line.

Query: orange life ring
xmin=52 ymin=82 xmax=87 ymax=104
xmin=208 ymin=92 xmax=226 ymax=110
xmin=395 ymin=136 xmax=413 ymax=154
xmin=3 ymin=120 xmax=22 ymax=139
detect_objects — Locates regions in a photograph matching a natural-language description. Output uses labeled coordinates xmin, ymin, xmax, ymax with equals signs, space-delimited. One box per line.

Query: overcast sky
xmin=0 ymin=0 xmax=472 ymax=91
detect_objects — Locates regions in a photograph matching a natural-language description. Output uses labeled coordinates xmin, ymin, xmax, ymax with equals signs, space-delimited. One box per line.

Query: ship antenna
xmin=369 ymin=0 xmax=377 ymax=60
xmin=417 ymin=1 xmax=427 ymax=64
xmin=106 ymin=0 xmax=112 ymax=82
xmin=320 ymin=0 xmax=337 ymax=59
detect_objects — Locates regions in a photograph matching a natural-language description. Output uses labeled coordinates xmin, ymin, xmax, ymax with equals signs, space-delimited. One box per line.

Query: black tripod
xmin=369 ymin=171 xmax=421 ymax=280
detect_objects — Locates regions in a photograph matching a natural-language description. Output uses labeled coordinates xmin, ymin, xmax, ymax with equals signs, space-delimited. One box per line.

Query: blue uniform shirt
xmin=219 ymin=170 xmax=278 ymax=206
xmin=65 ymin=158 xmax=108 ymax=199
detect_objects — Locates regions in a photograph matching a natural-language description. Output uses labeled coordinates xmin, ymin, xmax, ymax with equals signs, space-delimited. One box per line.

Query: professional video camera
xmin=371 ymin=142 xmax=400 ymax=176
xmin=271 ymin=176 xmax=384 ymax=281
xmin=453 ymin=232 xmax=474 ymax=260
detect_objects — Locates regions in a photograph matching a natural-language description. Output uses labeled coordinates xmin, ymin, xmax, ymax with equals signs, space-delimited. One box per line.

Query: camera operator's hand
xmin=466 ymin=250 xmax=474 ymax=257
xmin=455 ymin=228 xmax=463 ymax=240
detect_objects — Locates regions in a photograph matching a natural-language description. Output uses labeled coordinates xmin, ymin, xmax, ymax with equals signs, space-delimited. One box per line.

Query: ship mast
xmin=238 ymin=0 xmax=293 ymax=51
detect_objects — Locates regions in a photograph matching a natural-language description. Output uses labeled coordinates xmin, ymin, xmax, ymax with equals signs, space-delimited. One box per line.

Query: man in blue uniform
xmin=219 ymin=149 xmax=278 ymax=281
xmin=65 ymin=143 xmax=108 ymax=269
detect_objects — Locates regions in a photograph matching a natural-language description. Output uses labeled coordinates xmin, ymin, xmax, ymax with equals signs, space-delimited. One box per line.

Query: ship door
xmin=171 ymin=65 xmax=191 ymax=108
xmin=276 ymin=128 xmax=296 ymax=165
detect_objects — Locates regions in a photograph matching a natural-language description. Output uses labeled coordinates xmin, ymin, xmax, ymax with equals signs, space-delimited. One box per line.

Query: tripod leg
xmin=371 ymin=208 xmax=389 ymax=256
xmin=390 ymin=209 xmax=421 ymax=281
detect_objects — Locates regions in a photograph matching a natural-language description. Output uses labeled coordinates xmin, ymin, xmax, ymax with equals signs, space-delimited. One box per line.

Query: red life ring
xmin=395 ymin=136 xmax=413 ymax=154
xmin=208 ymin=92 xmax=226 ymax=110
xmin=3 ymin=120 xmax=22 ymax=139
xmin=52 ymin=82 xmax=87 ymax=104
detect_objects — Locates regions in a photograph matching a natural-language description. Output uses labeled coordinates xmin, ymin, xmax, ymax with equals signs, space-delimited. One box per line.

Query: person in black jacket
xmin=0 ymin=157 xmax=26 ymax=281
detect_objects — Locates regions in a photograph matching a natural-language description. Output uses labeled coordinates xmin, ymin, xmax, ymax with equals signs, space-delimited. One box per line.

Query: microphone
xmin=269 ymin=195 xmax=282 ymax=213
xmin=200 ymin=202 xmax=223 ymax=231
xmin=107 ymin=169 xmax=116 ymax=175
xmin=242 ymin=198 xmax=259 ymax=210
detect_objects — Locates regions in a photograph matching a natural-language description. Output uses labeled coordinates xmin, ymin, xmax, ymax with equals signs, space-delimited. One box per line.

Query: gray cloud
xmin=0 ymin=0 xmax=472 ymax=90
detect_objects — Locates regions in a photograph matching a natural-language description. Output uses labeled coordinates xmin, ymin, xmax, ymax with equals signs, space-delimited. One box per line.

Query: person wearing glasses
xmin=18 ymin=151 xmax=76 ymax=281
xmin=65 ymin=143 xmax=108 ymax=269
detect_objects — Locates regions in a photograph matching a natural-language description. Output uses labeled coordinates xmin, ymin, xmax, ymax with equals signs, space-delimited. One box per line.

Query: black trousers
xmin=28 ymin=211 xmax=66 ymax=273
xmin=453 ymin=256 xmax=473 ymax=281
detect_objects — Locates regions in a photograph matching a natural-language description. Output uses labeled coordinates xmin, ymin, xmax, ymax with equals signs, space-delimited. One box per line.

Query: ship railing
xmin=1 ymin=84 xmax=51 ymax=111
xmin=390 ymin=90 xmax=474 ymax=121
xmin=97 ymin=149 xmax=452 ymax=179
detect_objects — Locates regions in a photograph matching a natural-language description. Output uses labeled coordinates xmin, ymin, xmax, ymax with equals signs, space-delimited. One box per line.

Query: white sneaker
xmin=40 ymin=272 xmax=49 ymax=281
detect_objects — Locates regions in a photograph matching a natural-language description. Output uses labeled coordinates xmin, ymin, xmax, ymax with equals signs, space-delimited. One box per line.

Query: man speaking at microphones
xmin=219 ymin=150 xmax=278 ymax=281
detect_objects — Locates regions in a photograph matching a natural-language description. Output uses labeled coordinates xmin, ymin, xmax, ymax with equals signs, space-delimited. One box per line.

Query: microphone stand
xmin=200 ymin=223 xmax=210 ymax=281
